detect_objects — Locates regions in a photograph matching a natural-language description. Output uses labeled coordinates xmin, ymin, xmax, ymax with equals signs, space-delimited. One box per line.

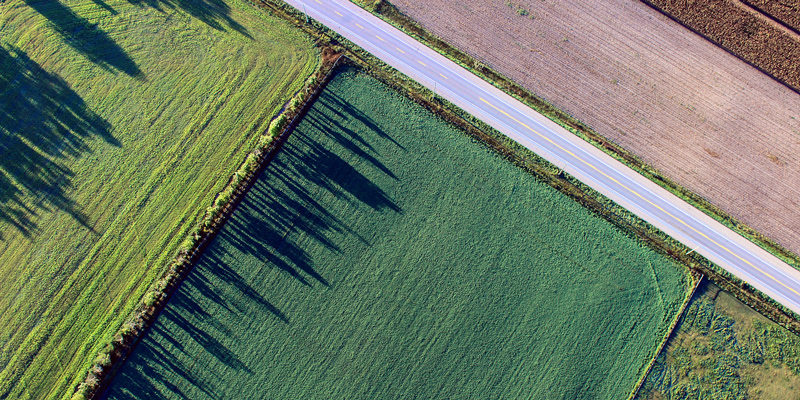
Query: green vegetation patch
xmin=106 ymin=70 xmax=689 ymax=399
xmin=637 ymin=281 xmax=800 ymax=400
xmin=0 ymin=0 xmax=316 ymax=398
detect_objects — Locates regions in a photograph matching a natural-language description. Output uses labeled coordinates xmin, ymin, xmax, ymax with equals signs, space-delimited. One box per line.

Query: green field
xmin=0 ymin=0 xmax=316 ymax=398
xmin=106 ymin=70 xmax=690 ymax=399
xmin=637 ymin=281 xmax=800 ymax=400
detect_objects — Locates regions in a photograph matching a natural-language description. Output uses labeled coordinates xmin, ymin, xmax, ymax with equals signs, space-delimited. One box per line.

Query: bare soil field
xmin=388 ymin=0 xmax=800 ymax=256
xmin=643 ymin=0 xmax=800 ymax=91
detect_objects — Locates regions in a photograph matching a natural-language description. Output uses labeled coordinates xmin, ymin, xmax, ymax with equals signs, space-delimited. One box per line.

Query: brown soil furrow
xmin=389 ymin=0 xmax=800 ymax=255
xmin=741 ymin=0 xmax=800 ymax=34
xmin=642 ymin=0 xmax=800 ymax=91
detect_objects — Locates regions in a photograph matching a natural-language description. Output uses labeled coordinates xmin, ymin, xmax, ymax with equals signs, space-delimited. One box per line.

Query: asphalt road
xmin=285 ymin=0 xmax=800 ymax=315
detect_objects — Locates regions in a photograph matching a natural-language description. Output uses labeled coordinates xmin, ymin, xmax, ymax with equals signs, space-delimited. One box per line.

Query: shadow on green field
xmin=301 ymin=90 xmax=404 ymax=180
xmin=214 ymin=87 xmax=402 ymax=287
xmin=126 ymin=0 xmax=251 ymax=39
xmin=104 ymin=83 xmax=404 ymax=399
xmin=108 ymin=319 xmax=224 ymax=399
xmin=0 ymin=46 xmax=116 ymax=239
xmin=89 ymin=0 xmax=119 ymax=15
xmin=23 ymin=0 xmax=143 ymax=78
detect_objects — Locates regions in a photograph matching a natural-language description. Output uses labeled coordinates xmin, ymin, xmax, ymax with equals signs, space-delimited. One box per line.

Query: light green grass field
xmin=0 ymin=0 xmax=317 ymax=398
xmin=106 ymin=69 xmax=690 ymax=399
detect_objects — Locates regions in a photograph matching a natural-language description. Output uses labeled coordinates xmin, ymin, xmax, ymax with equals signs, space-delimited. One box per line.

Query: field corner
xmin=342 ymin=0 xmax=800 ymax=331
xmin=70 ymin=23 xmax=342 ymax=400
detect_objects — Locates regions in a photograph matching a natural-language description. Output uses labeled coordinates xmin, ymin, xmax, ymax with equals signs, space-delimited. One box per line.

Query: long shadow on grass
xmin=90 ymin=0 xmax=119 ymax=16
xmin=23 ymin=0 xmax=143 ymax=78
xmin=0 ymin=46 xmax=117 ymax=239
xmin=126 ymin=0 xmax=251 ymax=39
xmin=215 ymin=87 xmax=402 ymax=288
xmin=104 ymin=81 xmax=403 ymax=399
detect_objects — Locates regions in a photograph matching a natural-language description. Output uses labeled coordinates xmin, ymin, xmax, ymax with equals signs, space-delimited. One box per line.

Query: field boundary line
xmin=78 ymin=50 xmax=344 ymax=400
xmin=81 ymin=0 xmax=800 ymax=394
xmin=639 ymin=0 xmax=800 ymax=95
xmin=627 ymin=272 xmax=704 ymax=400
xmin=341 ymin=0 xmax=800 ymax=278
xmin=328 ymin=0 xmax=800 ymax=344
xmin=271 ymin=0 xmax=800 ymax=336
xmin=739 ymin=0 xmax=800 ymax=38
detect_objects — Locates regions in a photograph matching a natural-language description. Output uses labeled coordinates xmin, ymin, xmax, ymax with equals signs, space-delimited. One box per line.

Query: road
xmin=284 ymin=0 xmax=800 ymax=315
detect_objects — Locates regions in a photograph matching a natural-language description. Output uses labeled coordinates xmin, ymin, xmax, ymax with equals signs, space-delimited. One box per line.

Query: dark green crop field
xmin=0 ymin=0 xmax=316 ymax=398
xmin=106 ymin=70 xmax=690 ymax=399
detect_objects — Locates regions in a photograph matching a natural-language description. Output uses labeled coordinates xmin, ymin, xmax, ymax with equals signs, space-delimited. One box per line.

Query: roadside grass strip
xmin=106 ymin=70 xmax=690 ymax=400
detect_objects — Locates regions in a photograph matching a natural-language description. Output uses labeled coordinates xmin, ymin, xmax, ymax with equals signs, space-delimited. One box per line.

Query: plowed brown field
xmin=644 ymin=0 xmax=800 ymax=91
xmin=388 ymin=0 xmax=800 ymax=256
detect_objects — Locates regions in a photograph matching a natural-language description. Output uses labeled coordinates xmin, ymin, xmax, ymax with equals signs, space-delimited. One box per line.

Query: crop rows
xmin=105 ymin=69 xmax=690 ymax=400
xmin=0 ymin=0 xmax=316 ymax=398
xmin=642 ymin=0 xmax=800 ymax=92
xmin=742 ymin=0 xmax=800 ymax=32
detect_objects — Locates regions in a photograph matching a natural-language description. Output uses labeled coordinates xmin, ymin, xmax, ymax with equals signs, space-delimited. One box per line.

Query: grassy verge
xmin=104 ymin=68 xmax=691 ymax=400
xmin=628 ymin=273 xmax=704 ymax=399
xmin=345 ymin=0 xmax=800 ymax=286
xmin=0 ymin=0 xmax=317 ymax=398
xmin=256 ymin=0 xmax=800 ymax=338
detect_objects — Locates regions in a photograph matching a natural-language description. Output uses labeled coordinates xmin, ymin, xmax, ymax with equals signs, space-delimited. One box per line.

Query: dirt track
xmin=389 ymin=0 xmax=800 ymax=256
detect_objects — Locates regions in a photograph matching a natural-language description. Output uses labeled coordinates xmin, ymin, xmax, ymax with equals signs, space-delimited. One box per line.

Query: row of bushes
xmin=194 ymin=114 xmax=286 ymax=237
xmin=70 ymin=59 xmax=330 ymax=400
xmin=149 ymin=2 xmax=800 ymax=399
xmin=202 ymin=4 xmax=800 ymax=400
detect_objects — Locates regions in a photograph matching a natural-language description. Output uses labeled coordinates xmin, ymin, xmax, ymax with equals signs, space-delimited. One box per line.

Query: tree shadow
xmin=23 ymin=0 xmax=143 ymax=78
xmin=0 ymin=46 xmax=117 ymax=239
xmin=320 ymin=90 xmax=406 ymax=152
xmin=212 ymin=95 xmax=403 ymax=289
xmin=103 ymin=78 xmax=406 ymax=399
xmin=125 ymin=0 xmax=252 ymax=39
xmin=101 ymin=258 xmax=267 ymax=399
xmin=105 ymin=322 xmax=223 ymax=400
xmin=90 ymin=0 xmax=119 ymax=15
